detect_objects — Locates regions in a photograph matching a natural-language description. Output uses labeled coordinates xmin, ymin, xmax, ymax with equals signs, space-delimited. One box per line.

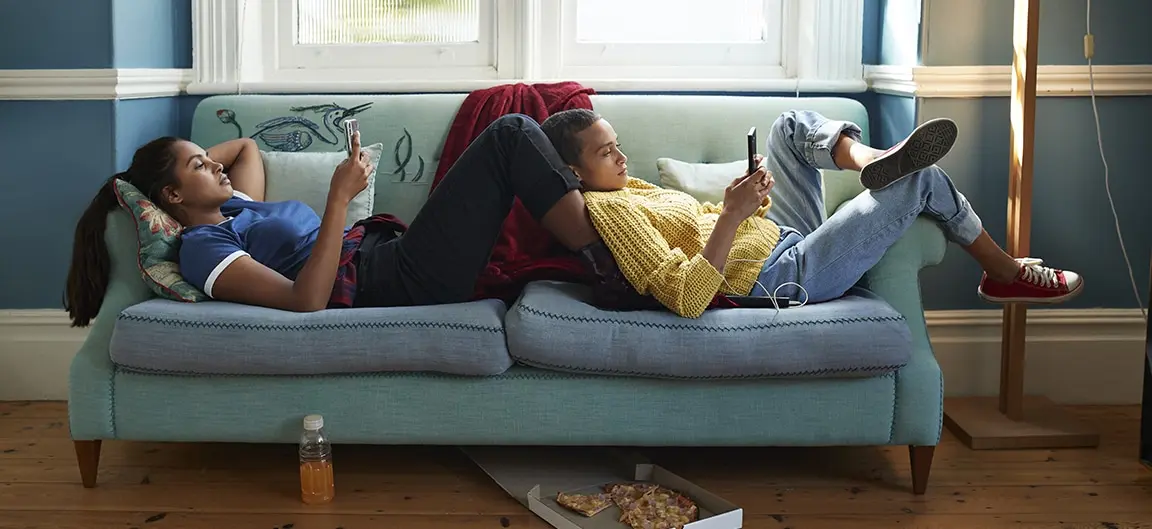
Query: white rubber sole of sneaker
xmin=977 ymin=280 xmax=1085 ymax=305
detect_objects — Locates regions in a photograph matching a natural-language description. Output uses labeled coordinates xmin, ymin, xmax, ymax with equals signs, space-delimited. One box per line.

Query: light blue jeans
xmin=749 ymin=110 xmax=983 ymax=302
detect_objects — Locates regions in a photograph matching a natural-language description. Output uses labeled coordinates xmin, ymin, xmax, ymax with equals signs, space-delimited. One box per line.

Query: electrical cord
xmin=1086 ymin=0 xmax=1147 ymax=322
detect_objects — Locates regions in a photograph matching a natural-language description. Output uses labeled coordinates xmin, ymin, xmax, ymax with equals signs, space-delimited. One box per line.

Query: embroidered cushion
xmin=112 ymin=179 xmax=208 ymax=302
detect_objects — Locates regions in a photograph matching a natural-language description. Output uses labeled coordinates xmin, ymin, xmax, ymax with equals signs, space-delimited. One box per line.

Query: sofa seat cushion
xmin=505 ymin=281 xmax=912 ymax=380
xmin=110 ymin=298 xmax=512 ymax=376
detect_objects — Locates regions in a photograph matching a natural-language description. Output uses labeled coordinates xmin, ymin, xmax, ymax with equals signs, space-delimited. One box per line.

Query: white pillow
xmin=260 ymin=143 xmax=384 ymax=227
xmin=656 ymin=157 xmax=747 ymax=205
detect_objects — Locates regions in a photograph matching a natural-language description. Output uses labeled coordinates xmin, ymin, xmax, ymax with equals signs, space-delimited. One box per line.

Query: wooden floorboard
xmin=3 ymin=512 xmax=1151 ymax=529
xmin=1 ymin=403 xmax=1149 ymax=528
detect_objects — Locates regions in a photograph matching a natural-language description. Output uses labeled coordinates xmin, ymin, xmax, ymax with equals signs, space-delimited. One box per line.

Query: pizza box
xmin=461 ymin=447 xmax=743 ymax=529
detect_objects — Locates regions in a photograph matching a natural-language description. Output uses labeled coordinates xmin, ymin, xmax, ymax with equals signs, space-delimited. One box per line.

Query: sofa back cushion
xmin=192 ymin=95 xmax=467 ymax=225
xmin=189 ymin=94 xmax=870 ymax=225
xmin=260 ymin=142 xmax=386 ymax=227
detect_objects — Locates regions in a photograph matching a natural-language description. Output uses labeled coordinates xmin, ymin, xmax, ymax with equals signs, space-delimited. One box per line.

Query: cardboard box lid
xmin=460 ymin=447 xmax=648 ymax=506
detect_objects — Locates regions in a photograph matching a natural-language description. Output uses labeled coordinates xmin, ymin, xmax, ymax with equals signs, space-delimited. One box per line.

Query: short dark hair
xmin=541 ymin=109 xmax=602 ymax=165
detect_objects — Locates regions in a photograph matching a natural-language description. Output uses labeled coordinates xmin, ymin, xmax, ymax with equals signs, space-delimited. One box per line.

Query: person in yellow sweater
xmin=541 ymin=109 xmax=1084 ymax=318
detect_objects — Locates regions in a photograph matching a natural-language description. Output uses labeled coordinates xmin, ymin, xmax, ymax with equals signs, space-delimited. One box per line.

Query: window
xmin=189 ymin=0 xmax=866 ymax=94
xmin=544 ymin=0 xmax=785 ymax=81
xmin=295 ymin=0 xmax=482 ymax=44
xmin=280 ymin=0 xmax=507 ymax=79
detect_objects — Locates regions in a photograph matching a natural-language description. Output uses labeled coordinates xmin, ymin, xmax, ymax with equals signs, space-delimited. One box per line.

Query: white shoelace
xmin=1020 ymin=264 xmax=1060 ymax=288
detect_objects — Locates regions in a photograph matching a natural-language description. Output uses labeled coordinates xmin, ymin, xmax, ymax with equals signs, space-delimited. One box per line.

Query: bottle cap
xmin=303 ymin=414 xmax=324 ymax=430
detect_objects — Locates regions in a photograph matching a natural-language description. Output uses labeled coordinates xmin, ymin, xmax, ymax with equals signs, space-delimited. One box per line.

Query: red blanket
xmin=429 ymin=82 xmax=596 ymax=303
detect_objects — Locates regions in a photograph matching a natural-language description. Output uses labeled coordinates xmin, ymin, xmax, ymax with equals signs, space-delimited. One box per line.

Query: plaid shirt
xmin=327 ymin=214 xmax=408 ymax=309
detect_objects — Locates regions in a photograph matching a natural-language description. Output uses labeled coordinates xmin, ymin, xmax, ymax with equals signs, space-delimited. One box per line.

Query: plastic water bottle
xmin=299 ymin=414 xmax=335 ymax=504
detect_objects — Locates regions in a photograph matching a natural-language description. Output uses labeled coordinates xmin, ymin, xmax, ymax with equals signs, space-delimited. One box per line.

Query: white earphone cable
xmin=720 ymin=217 xmax=811 ymax=318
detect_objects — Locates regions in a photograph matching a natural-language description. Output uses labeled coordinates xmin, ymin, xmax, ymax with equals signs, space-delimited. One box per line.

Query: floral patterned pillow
xmin=112 ymin=179 xmax=208 ymax=302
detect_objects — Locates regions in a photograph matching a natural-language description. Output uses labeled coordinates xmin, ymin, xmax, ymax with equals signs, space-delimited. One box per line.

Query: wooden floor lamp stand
xmin=941 ymin=0 xmax=1099 ymax=451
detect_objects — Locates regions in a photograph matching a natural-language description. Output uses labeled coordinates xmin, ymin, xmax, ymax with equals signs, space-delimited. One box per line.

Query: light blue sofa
xmin=68 ymin=93 xmax=947 ymax=494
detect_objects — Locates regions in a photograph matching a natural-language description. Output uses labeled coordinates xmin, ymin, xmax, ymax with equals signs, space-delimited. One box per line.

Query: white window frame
xmin=188 ymin=0 xmax=866 ymax=94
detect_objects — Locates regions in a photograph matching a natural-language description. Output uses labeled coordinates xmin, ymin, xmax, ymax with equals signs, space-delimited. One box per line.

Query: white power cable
xmin=1086 ymin=0 xmax=1146 ymax=322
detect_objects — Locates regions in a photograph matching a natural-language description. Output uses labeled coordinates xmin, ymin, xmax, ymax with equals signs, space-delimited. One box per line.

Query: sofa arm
xmin=68 ymin=210 xmax=155 ymax=440
xmin=859 ymin=214 xmax=948 ymax=301
xmin=857 ymin=215 xmax=948 ymax=446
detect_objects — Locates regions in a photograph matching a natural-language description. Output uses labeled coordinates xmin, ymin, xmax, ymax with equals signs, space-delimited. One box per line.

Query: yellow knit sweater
xmin=583 ymin=177 xmax=782 ymax=318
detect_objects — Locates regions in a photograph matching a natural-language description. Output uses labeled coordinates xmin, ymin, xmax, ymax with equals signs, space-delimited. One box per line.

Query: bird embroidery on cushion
xmin=215 ymin=102 xmax=372 ymax=152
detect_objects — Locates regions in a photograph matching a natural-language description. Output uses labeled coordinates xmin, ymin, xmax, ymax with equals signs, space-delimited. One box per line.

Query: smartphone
xmin=747 ymin=126 xmax=758 ymax=175
xmin=343 ymin=119 xmax=359 ymax=154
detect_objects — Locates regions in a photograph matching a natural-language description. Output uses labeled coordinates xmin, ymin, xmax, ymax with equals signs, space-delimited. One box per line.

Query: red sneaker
xmin=978 ymin=260 xmax=1083 ymax=304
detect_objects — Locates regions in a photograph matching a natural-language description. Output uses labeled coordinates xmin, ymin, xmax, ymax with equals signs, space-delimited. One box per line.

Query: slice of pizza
xmin=555 ymin=491 xmax=614 ymax=517
xmin=619 ymin=486 xmax=699 ymax=529
xmin=604 ymin=482 xmax=659 ymax=511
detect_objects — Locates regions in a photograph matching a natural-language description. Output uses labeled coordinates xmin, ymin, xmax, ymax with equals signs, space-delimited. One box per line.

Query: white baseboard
xmin=864 ymin=64 xmax=1152 ymax=98
xmin=926 ymin=308 xmax=1147 ymax=404
xmin=0 ymin=308 xmax=1146 ymax=404
xmin=0 ymin=68 xmax=193 ymax=100
xmin=0 ymin=310 xmax=88 ymax=401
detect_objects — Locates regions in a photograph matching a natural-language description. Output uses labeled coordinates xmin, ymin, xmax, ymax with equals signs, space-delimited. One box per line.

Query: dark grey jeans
xmin=353 ymin=113 xmax=582 ymax=308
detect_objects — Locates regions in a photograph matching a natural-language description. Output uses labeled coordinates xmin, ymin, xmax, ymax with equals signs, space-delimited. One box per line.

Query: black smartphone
xmin=747 ymin=126 xmax=758 ymax=175
xmin=729 ymin=295 xmax=792 ymax=308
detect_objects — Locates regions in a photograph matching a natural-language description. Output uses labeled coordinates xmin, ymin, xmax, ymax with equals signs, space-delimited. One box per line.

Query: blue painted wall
xmin=921 ymin=96 xmax=1152 ymax=310
xmin=112 ymin=0 xmax=193 ymax=69
xmin=114 ymin=98 xmax=185 ymax=170
xmin=924 ymin=0 xmax=1152 ymax=66
xmin=877 ymin=0 xmax=922 ymax=67
xmin=861 ymin=0 xmax=883 ymax=65
xmin=873 ymin=94 xmax=917 ymax=150
xmin=0 ymin=102 xmax=116 ymax=307
xmin=0 ymin=0 xmax=188 ymax=308
xmin=867 ymin=0 xmax=920 ymax=150
xmin=0 ymin=0 xmax=114 ymax=69
xmin=916 ymin=0 xmax=1152 ymax=310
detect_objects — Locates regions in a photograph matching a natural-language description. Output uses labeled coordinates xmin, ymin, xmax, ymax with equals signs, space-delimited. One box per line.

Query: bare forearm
xmin=702 ymin=212 xmax=741 ymax=273
xmin=206 ymin=138 xmax=255 ymax=169
xmin=209 ymin=138 xmax=266 ymax=201
xmin=290 ymin=199 xmax=348 ymax=311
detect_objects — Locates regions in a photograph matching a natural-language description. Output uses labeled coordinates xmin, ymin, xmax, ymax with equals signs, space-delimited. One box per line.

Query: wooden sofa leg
xmin=909 ymin=445 xmax=935 ymax=495
xmin=74 ymin=440 xmax=102 ymax=488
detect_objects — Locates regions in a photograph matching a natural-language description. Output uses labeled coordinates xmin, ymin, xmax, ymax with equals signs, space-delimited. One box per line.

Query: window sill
xmin=186 ymin=77 xmax=869 ymax=96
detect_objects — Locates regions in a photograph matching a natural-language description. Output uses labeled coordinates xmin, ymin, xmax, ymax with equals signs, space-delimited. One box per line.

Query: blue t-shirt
xmin=179 ymin=191 xmax=323 ymax=297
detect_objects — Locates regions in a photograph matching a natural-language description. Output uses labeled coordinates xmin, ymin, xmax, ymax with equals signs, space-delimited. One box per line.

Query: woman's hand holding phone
xmin=705 ymin=162 xmax=771 ymax=274
xmin=329 ymin=131 xmax=373 ymax=207
xmin=722 ymin=166 xmax=772 ymax=221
